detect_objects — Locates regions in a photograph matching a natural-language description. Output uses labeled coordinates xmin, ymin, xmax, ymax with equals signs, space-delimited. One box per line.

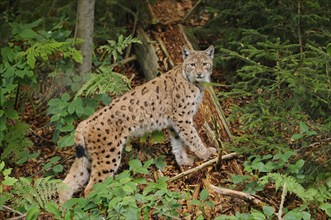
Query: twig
xmin=178 ymin=24 xmax=194 ymax=50
xmin=209 ymin=184 xmax=266 ymax=207
xmin=297 ymin=1 xmax=303 ymax=56
xmin=168 ymin=153 xmax=237 ymax=182
xmin=145 ymin=0 xmax=159 ymax=24
xmin=181 ymin=0 xmax=203 ymax=23
xmin=206 ymin=86 xmax=233 ymax=142
xmin=116 ymin=2 xmax=139 ymax=59
xmin=278 ymin=182 xmax=287 ymax=220
xmin=109 ymin=55 xmax=137 ymax=69
xmin=213 ymin=116 xmax=223 ymax=170
xmin=155 ymin=36 xmax=174 ymax=69
xmin=28 ymin=128 xmax=54 ymax=144
xmin=8 ymin=214 xmax=27 ymax=220
xmin=2 ymin=205 xmax=27 ymax=220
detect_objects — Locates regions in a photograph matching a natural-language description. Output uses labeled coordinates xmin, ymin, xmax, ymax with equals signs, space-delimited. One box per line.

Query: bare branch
xmin=168 ymin=153 xmax=237 ymax=182
xmin=3 ymin=205 xmax=27 ymax=220
xmin=278 ymin=182 xmax=287 ymax=220
xmin=209 ymin=184 xmax=267 ymax=207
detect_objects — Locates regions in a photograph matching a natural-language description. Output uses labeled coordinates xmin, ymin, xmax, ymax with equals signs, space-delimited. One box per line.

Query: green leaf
xmin=251 ymin=161 xmax=269 ymax=172
xmin=290 ymin=133 xmax=303 ymax=140
xmin=3 ymin=167 xmax=12 ymax=176
xmin=61 ymin=93 xmax=71 ymax=102
xmin=133 ymin=178 xmax=147 ymax=184
xmin=196 ymin=215 xmax=204 ymax=220
xmin=27 ymin=52 xmax=36 ymax=69
xmin=18 ymin=29 xmax=40 ymax=40
xmin=151 ymin=130 xmax=165 ymax=143
xmin=63 ymin=198 xmax=80 ymax=209
xmin=214 ymin=216 xmax=237 ymax=220
xmin=189 ymin=199 xmax=201 ymax=206
xmin=283 ymin=210 xmax=310 ymax=220
xmin=59 ymin=124 xmax=75 ymax=132
xmin=251 ymin=209 xmax=266 ymax=220
xmin=204 ymin=200 xmax=215 ymax=208
xmin=199 ymin=189 xmax=209 ymax=201
xmin=306 ymin=130 xmax=317 ymax=136
xmin=52 ymin=164 xmax=63 ymax=173
xmin=26 ymin=206 xmax=40 ymax=220
xmin=123 ymin=184 xmax=136 ymax=194
xmin=5 ymin=109 xmax=19 ymax=120
xmin=262 ymin=206 xmax=275 ymax=218
xmin=155 ymin=156 xmax=167 ymax=171
xmin=135 ymin=167 xmax=149 ymax=175
xmin=299 ymin=122 xmax=309 ymax=133
xmin=3 ymin=176 xmax=18 ymax=186
xmin=143 ymin=159 xmax=154 ymax=169
xmin=58 ymin=133 xmax=75 ymax=147
xmin=0 ymin=161 xmax=4 ymax=171
xmin=50 ymin=114 xmax=61 ymax=122
xmin=129 ymin=159 xmax=142 ymax=169
xmin=44 ymin=202 xmax=61 ymax=217
xmin=68 ymin=98 xmax=83 ymax=115
xmin=231 ymin=175 xmax=250 ymax=184
xmin=49 ymin=156 xmax=61 ymax=163
xmin=320 ymin=203 xmax=331 ymax=217
xmin=326 ymin=43 xmax=331 ymax=56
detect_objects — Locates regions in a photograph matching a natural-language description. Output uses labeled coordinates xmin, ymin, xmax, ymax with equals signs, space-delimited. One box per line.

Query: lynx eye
xmin=203 ymin=62 xmax=209 ymax=66
xmin=190 ymin=63 xmax=196 ymax=67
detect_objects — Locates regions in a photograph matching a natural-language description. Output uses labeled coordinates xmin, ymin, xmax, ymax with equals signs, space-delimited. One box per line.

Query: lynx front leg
xmin=169 ymin=128 xmax=194 ymax=166
xmin=172 ymin=119 xmax=216 ymax=160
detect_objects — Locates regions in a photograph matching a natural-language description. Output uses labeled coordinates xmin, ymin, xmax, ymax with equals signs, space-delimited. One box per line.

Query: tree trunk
xmin=134 ymin=1 xmax=233 ymax=150
xmin=76 ymin=0 xmax=95 ymax=75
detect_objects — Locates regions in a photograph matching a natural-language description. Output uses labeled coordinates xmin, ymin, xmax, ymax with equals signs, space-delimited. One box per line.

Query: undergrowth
xmin=196 ymin=0 xmax=331 ymax=218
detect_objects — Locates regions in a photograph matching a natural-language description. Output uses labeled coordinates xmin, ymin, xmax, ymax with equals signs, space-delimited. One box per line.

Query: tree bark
xmin=76 ymin=0 xmax=95 ymax=75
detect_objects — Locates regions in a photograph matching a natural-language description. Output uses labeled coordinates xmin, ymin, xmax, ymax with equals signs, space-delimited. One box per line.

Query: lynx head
xmin=182 ymin=45 xmax=214 ymax=84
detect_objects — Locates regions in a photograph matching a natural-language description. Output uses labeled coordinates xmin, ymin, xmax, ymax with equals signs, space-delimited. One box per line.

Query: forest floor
xmin=1 ymin=0 xmax=328 ymax=219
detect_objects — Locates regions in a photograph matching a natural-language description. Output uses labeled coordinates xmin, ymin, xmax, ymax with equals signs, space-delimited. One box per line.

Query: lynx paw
xmin=196 ymin=147 xmax=217 ymax=160
xmin=207 ymin=147 xmax=217 ymax=156
xmin=178 ymin=156 xmax=195 ymax=166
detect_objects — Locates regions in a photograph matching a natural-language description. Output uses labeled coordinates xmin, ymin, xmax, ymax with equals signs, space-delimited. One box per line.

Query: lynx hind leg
xmin=169 ymin=128 xmax=194 ymax=166
xmin=58 ymin=147 xmax=91 ymax=204
xmin=83 ymin=137 xmax=125 ymax=197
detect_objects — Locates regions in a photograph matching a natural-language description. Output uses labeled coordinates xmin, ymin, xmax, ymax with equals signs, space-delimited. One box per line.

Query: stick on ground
xmin=168 ymin=152 xmax=237 ymax=182
xmin=209 ymin=184 xmax=267 ymax=207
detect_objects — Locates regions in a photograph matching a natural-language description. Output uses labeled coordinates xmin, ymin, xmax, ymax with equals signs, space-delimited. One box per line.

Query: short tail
xmin=58 ymin=121 xmax=91 ymax=204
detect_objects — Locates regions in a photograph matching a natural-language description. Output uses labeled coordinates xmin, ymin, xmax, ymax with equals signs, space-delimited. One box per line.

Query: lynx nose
xmin=197 ymin=73 xmax=203 ymax=77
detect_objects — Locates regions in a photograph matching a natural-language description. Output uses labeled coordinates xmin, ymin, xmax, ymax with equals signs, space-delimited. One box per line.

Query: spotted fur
xmin=58 ymin=46 xmax=216 ymax=203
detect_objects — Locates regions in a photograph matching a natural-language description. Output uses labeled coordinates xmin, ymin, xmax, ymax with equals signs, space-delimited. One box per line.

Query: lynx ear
xmin=182 ymin=45 xmax=191 ymax=60
xmin=204 ymin=45 xmax=214 ymax=59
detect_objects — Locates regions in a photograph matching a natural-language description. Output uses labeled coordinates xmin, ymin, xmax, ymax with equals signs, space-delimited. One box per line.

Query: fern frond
xmin=18 ymin=38 xmax=82 ymax=69
xmin=259 ymin=173 xmax=330 ymax=204
xmin=11 ymin=177 xmax=61 ymax=209
xmin=100 ymin=34 xmax=141 ymax=61
xmin=1 ymin=123 xmax=32 ymax=161
xmin=76 ymin=66 xmax=131 ymax=97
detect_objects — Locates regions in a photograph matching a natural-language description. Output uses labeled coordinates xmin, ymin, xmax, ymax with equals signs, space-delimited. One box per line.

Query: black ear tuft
xmin=182 ymin=45 xmax=191 ymax=60
xmin=204 ymin=45 xmax=214 ymax=59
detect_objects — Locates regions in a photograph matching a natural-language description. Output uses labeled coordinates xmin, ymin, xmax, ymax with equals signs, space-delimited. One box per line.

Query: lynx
xmin=58 ymin=45 xmax=217 ymax=203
